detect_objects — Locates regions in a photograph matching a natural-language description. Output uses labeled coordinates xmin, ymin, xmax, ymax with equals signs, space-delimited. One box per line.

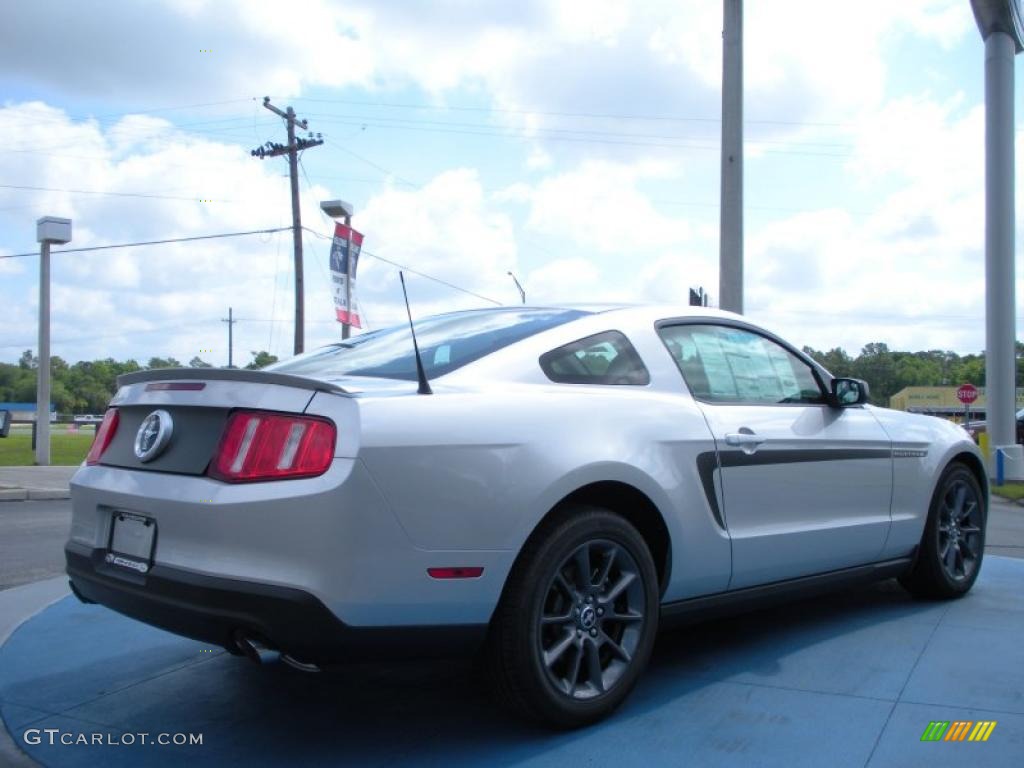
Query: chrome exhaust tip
xmin=281 ymin=654 xmax=321 ymax=673
xmin=234 ymin=632 xmax=279 ymax=665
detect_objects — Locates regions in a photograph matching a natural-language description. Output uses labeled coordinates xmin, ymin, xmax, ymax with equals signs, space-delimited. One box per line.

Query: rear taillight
xmin=85 ymin=409 xmax=119 ymax=465
xmin=208 ymin=411 xmax=336 ymax=483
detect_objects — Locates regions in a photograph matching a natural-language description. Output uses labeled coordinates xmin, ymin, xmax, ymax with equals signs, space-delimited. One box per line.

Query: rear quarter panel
xmin=354 ymin=384 xmax=732 ymax=601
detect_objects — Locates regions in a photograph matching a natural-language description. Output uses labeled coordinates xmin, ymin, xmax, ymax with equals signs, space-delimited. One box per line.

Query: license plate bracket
xmin=106 ymin=512 xmax=156 ymax=574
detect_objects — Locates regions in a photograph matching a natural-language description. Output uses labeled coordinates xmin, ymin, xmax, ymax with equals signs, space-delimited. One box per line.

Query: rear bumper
xmin=67 ymin=460 xmax=512 ymax=627
xmin=66 ymin=541 xmax=487 ymax=662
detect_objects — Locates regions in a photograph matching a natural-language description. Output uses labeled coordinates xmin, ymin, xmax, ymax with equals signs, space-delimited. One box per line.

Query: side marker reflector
xmin=427 ymin=567 xmax=484 ymax=579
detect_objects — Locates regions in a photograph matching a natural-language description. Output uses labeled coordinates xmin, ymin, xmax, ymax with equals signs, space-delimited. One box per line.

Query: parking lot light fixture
xmin=35 ymin=216 xmax=72 ymax=466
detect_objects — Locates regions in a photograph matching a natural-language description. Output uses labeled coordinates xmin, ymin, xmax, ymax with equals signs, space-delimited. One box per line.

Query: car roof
xmin=452 ymin=303 xmax=746 ymax=322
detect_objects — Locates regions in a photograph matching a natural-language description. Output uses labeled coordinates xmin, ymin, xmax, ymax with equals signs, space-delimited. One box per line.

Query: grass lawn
xmin=991 ymin=482 xmax=1024 ymax=501
xmin=0 ymin=430 xmax=93 ymax=466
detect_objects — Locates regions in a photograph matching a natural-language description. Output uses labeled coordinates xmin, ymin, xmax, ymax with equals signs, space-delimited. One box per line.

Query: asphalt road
xmin=0 ymin=498 xmax=1022 ymax=591
xmin=0 ymin=500 xmax=70 ymax=591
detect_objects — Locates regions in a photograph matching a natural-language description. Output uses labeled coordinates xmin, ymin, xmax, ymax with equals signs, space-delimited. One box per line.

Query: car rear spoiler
xmin=116 ymin=367 xmax=347 ymax=394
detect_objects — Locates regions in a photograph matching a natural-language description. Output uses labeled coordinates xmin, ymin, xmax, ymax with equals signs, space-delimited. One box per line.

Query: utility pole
xmin=251 ymin=97 xmax=323 ymax=355
xmin=222 ymin=307 xmax=236 ymax=368
xmin=719 ymin=0 xmax=744 ymax=314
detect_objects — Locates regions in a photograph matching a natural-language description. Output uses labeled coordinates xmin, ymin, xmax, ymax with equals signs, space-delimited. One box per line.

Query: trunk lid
xmin=100 ymin=368 xmax=347 ymax=475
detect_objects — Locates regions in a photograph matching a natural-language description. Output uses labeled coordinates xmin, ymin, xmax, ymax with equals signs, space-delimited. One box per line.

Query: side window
xmin=540 ymin=331 xmax=650 ymax=385
xmin=658 ymin=324 xmax=823 ymax=404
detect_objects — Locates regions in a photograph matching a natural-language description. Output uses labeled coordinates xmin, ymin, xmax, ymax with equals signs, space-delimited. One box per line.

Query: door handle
xmin=724 ymin=432 xmax=766 ymax=453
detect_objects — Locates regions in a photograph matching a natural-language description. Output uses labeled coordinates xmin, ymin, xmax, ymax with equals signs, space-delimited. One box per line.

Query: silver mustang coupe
xmin=66 ymin=305 xmax=987 ymax=727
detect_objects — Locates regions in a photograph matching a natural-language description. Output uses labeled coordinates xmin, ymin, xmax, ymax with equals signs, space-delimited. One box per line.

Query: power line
xmin=305 ymin=111 xmax=854 ymax=151
xmin=317 ymin=117 xmax=852 ymax=157
xmin=301 ymin=226 xmax=501 ymax=306
xmin=0 ymin=183 xmax=228 ymax=203
xmin=287 ymin=96 xmax=853 ymax=129
xmin=324 ymin=138 xmax=422 ymax=189
xmin=0 ymin=319 xmax=219 ymax=351
xmin=0 ymin=227 xmax=292 ymax=260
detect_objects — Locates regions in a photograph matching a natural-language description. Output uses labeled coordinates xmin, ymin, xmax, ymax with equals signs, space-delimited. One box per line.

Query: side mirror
xmin=830 ymin=377 xmax=869 ymax=407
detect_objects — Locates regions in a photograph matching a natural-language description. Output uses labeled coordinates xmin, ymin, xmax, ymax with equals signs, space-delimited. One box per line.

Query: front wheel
xmin=899 ymin=463 xmax=986 ymax=599
xmin=485 ymin=507 xmax=659 ymax=728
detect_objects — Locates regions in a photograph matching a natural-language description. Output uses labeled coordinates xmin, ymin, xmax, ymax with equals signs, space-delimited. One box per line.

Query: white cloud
xmin=513 ymin=159 xmax=691 ymax=253
xmin=0 ymin=101 xmax=333 ymax=364
xmin=742 ymin=93 xmax=997 ymax=355
xmin=355 ymin=169 xmax=521 ymax=324
xmin=0 ymin=0 xmax=1009 ymax=364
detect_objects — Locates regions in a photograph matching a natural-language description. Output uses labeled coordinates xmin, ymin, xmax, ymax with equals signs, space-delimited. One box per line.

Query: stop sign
xmin=957 ymin=383 xmax=979 ymax=405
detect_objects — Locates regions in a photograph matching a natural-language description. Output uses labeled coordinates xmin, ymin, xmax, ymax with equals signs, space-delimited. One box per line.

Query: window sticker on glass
xmin=691 ymin=332 xmax=739 ymax=399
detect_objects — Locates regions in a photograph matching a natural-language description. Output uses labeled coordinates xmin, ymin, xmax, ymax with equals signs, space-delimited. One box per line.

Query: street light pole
xmin=343 ymin=212 xmax=353 ymax=340
xmin=970 ymin=0 xmax=1023 ymax=459
xmin=320 ymin=200 xmax=356 ymax=340
xmin=35 ymin=216 xmax=71 ymax=466
xmin=37 ymin=240 xmax=50 ymax=465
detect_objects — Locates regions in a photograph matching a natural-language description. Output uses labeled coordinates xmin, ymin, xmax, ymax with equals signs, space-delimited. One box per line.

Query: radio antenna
xmin=399 ymin=272 xmax=432 ymax=395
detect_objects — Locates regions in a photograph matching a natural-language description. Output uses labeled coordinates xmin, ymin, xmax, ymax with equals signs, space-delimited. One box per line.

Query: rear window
xmin=266 ymin=308 xmax=589 ymax=381
xmin=540 ymin=331 xmax=650 ymax=385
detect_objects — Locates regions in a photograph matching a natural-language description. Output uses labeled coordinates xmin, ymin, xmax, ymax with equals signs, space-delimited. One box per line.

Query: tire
xmin=899 ymin=462 xmax=986 ymax=599
xmin=485 ymin=506 xmax=659 ymax=728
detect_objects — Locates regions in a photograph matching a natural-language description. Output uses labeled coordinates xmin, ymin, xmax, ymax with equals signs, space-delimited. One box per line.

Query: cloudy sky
xmin=0 ymin=0 xmax=1020 ymax=366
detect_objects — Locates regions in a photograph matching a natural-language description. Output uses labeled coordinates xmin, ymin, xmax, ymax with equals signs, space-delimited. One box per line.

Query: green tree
xmin=188 ymin=356 xmax=213 ymax=368
xmin=245 ymin=351 xmax=278 ymax=370
xmin=803 ymin=347 xmax=852 ymax=378
xmin=147 ymin=357 xmax=182 ymax=370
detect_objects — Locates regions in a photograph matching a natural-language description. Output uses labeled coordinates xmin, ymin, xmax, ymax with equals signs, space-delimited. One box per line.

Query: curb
xmin=0 ymin=490 xmax=70 ymax=502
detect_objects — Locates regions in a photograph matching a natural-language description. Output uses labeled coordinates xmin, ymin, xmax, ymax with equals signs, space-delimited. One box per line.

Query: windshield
xmin=266 ymin=307 xmax=589 ymax=381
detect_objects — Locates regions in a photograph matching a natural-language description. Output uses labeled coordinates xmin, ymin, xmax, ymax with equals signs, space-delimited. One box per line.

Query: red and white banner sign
xmin=329 ymin=222 xmax=363 ymax=328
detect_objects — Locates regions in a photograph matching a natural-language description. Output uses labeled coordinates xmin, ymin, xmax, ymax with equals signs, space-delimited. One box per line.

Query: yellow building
xmin=889 ymin=386 xmax=1024 ymax=415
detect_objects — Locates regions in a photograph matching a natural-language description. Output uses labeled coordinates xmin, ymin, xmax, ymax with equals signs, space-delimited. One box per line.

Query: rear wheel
xmin=485 ymin=507 xmax=659 ymax=728
xmin=899 ymin=463 xmax=986 ymax=599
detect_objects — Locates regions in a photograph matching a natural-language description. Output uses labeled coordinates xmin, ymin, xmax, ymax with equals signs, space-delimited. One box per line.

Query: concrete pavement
xmin=0 ymin=467 xmax=77 ymax=502
xmin=0 ymin=497 xmax=1021 ymax=766
xmin=1 ymin=559 xmax=1022 ymax=767
xmin=0 ymin=577 xmax=69 ymax=768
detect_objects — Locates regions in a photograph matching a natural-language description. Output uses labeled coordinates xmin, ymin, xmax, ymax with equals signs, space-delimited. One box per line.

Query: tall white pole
xmin=35 ymin=240 xmax=51 ymax=466
xmin=983 ymin=30 xmax=1017 ymax=450
xmin=342 ymin=214 xmax=353 ymax=340
xmin=719 ymin=0 xmax=744 ymax=314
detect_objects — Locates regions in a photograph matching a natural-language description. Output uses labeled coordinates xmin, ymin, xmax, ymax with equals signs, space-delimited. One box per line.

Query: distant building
xmin=889 ymin=386 xmax=1024 ymax=417
xmin=0 ymin=402 xmax=56 ymax=423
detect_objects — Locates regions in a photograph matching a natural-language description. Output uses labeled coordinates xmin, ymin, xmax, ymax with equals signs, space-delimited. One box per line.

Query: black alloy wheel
xmin=538 ymin=539 xmax=646 ymax=700
xmin=485 ymin=507 xmax=659 ymax=728
xmin=900 ymin=463 xmax=986 ymax=599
